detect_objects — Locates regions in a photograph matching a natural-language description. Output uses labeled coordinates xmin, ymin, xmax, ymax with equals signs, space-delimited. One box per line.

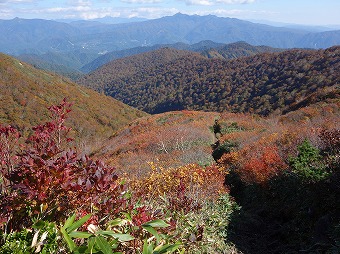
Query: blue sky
xmin=0 ymin=0 xmax=339 ymax=26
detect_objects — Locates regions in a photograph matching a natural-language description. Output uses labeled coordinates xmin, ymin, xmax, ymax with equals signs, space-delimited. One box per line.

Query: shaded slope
xmin=80 ymin=44 xmax=171 ymax=73
xmin=298 ymin=30 xmax=340 ymax=49
xmin=18 ymin=53 xmax=83 ymax=80
xmin=217 ymin=97 xmax=340 ymax=253
xmin=0 ymin=53 xmax=146 ymax=146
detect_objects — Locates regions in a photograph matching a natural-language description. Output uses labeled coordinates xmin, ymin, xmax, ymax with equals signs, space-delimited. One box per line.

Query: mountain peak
xmin=171 ymin=13 xmax=216 ymax=19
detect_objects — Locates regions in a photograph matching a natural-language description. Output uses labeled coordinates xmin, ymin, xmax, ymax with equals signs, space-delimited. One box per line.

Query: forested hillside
xmin=200 ymin=41 xmax=283 ymax=59
xmin=0 ymin=53 xmax=146 ymax=146
xmin=79 ymin=46 xmax=340 ymax=115
xmin=78 ymin=48 xmax=202 ymax=92
xmin=81 ymin=41 xmax=282 ymax=73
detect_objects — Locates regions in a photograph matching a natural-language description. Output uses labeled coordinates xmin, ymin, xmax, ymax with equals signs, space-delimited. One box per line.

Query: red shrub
xmin=240 ymin=146 xmax=287 ymax=184
xmin=0 ymin=99 xmax=125 ymax=231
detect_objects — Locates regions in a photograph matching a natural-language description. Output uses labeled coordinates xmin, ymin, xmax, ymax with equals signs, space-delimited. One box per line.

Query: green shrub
xmin=289 ymin=139 xmax=329 ymax=182
xmin=0 ymin=220 xmax=59 ymax=254
xmin=212 ymin=140 xmax=237 ymax=162
xmin=174 ymin=194 xmax=239 ymax=253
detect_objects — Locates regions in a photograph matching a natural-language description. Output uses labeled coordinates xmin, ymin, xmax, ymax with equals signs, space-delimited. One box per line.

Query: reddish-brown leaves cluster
xmin=131 ymin=206 xmax=154 ymax=227
xmin=0 ymin=99 xmax=124 ymax=231
xmin=241 ymin=146 xmax=287 ymax=184
xmin=0 ymin=125 xmax=21 ymax=193
xmin=319 ymin=128 xmax=340 ymax=154
xmin=167 ymin=179 xmax=202 ymax=214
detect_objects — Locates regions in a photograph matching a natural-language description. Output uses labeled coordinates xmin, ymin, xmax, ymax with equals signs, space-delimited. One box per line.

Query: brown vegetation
xmin=79 ymin=46 xmax=340 ymax=115
xmin=0 ymin=53 xmax=146 ymax=150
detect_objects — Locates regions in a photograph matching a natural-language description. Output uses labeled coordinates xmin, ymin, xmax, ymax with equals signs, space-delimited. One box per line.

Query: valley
xmin=0 ymin=13 xmax=339 ymax=253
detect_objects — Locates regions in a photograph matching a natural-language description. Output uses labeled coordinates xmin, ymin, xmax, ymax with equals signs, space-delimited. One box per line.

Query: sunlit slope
xmin=0 ymin=53 xmax=147 ymax=143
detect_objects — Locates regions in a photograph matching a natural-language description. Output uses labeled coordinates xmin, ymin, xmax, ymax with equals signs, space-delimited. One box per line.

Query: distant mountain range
xmin=246 ymin=19 xmax=340 ymax=32
xmin=78 ymin=46 xmax=340 ymax=115
xmin=1 ymin=13 xmax=339 ymax=80
xmin=1 ymin=13 xmax=339 ymax=57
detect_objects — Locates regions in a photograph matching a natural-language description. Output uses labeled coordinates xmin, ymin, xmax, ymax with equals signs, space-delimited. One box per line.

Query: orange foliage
xmin=218 ymin=151 xmax=240 ymax=169
xmin=128 ymin=162 xmax=227 ymax=202
xmin=240 ymin=146 xmax=287 ymax=184
xmin=98 ymin=111 xmax=217 ymax=178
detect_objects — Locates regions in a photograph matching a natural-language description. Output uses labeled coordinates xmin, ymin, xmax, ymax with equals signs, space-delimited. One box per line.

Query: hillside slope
xmin=81 ymin=41 xmax=282 ymax=73
xmin=0 ymin=53 xmax=146 ymax=146
xmin=93 ymin=85 xmax=339 ymax=197
xmin=201 ymin=41 xmax=284 ymax=59
xmin=78 ymin=48 xmax=202 ymax=92
xmin=18 ymin=53 xmax=84 ymax=80
xmin=79 ymin=46 xmax=340 ymax=115
xmin=93 ymin=110 xmax=219 ymax=176
xmin=92 ymin=86 xmax=339 ymax=252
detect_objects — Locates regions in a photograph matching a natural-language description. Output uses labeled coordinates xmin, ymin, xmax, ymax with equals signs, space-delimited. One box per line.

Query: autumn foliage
xmin=239 ymin=146 xmax=287 ymax=184
xmin=0 ymin=99 xmax=125 ymax=231
xmin=0 ymin=85 xmax=338 ymax=253
xmin=0 ymin=53 xmax=146 ymax=152
xmin=130 ymin=162 xmax=226 ymax=204
xmin=80 ymin=46 xmax=340 ymax=115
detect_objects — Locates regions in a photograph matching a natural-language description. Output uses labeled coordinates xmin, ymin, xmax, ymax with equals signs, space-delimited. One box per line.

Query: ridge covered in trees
xmin=79 ymin=46 xmax=340 ymax=115
xmin=200 ymin=41 xmax=284 ymax=60
xmin=80 ymin=41 xmax=283 ymax=74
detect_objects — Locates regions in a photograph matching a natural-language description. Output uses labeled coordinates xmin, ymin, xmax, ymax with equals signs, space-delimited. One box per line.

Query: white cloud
xmin=79 ymin=11 xmax=110 ymax=19
xmin=121 ymin=7 xmax=179 ymax=19
xmin=216 ymin=0 xmax=255 ymax=4
xmin=66 ymin=0 xmax=92 ymax=7
xmin=75 ymin=6 xmax=177 ymax=19
xmin=184 ymin=0 xmax=213 ymax=6
xmin=24 ymin=4 xmax=178 ymax=20
xmin=121 ymin=0 xmax=162 ymax=4
xmin=190 ymin=8 xmax=275 ymax=19
xmin=0 ymin=0 xmax=34 ymax=3
xmin=178 ymin=0 xmax=255 ymax=6
xmin=43 ymin=6 xmax=92 ymax=13
xmin=0 ymin=8 xmax=12 ymax=18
